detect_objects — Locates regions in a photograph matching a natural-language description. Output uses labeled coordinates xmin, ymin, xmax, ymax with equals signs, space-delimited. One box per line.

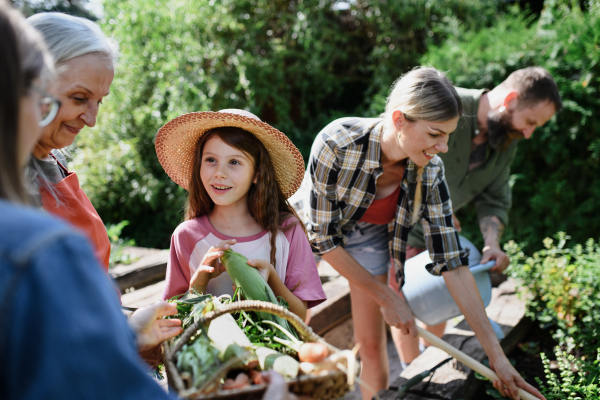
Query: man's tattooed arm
xmin=479 ymin=215 xmax=505 ymax=247
xmin=479 ymin=216 xmax=510 ymax=272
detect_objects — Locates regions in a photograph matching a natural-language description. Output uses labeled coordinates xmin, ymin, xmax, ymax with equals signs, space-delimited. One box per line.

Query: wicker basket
xmin=164 ymin=300 xmax=353 ymax=400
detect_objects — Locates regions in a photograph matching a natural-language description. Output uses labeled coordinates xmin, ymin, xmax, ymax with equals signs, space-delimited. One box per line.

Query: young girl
xmin=156 ymin=109 xmax=326 ymax=320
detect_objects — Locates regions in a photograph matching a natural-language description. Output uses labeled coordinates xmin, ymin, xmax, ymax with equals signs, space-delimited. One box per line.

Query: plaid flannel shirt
xmin=301 ymin=117 xmax=468 ymax=287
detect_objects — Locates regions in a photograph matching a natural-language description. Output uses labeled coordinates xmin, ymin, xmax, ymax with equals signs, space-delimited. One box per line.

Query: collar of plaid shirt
xmin=306 ymin=117 xmax=468 ymax=287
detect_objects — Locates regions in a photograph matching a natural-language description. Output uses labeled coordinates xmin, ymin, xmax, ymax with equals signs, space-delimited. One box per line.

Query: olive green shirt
xmin=407 ymin=87 xmax=518 ymax=249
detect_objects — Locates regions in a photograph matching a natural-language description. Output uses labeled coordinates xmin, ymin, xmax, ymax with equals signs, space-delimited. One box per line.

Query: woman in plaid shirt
xmin=301 ymin=68 xmax=544 ymax=400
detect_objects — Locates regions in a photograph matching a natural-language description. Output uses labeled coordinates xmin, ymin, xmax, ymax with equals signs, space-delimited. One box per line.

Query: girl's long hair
xmin=185 ymin=127 xmax=306 ymax=267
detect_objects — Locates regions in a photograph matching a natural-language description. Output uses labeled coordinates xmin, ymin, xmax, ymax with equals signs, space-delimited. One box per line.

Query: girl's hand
xmin=247 ymin=258 xmax=276 ymax=282
xmin=190 ymin=239 xmax=236 ymax=292
xmin=248 ymin=259 xmax=308 ymax=321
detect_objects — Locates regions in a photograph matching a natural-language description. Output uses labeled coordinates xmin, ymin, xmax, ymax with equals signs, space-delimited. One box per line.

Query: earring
xmin=499 ymin=105 xmax=506 ymax=113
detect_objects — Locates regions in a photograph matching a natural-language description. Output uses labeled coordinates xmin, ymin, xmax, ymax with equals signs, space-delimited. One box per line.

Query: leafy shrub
xmin=540 ymin=351 xmax=600 ymax=400
xmin=68 ymin=0 xmax=506 ymax=248
xmin=422 ymin=1 xmax=600 ymax=250
xmin=505 ymin=233 xmax=600 ymax=397
xmin=106 ymin=220 xmax=137 ymax=267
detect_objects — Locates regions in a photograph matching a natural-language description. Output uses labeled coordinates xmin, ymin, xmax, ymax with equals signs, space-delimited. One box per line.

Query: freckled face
xmin=33 ymin=53 xmax=114 ymax=158
xmin=200 ymin=137 xmax=257 ymax=210
xmin=398 ymin=117 xmax=459 ymax=167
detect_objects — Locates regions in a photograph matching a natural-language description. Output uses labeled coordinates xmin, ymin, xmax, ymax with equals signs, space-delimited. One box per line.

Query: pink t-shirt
xmin=162 ymin=215 xmax=327 ymax=309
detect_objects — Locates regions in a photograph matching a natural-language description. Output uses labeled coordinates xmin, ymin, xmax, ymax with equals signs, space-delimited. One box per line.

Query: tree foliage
xmin=423 ymin=1 xmax=600 ymax=250
xmin=14 ymin=0 xmax=97 ymax=19
xmin=71 ymin=0 xmax=505 ymax=248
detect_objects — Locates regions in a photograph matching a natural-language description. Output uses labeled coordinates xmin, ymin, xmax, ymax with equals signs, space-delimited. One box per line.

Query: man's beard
xmin=487 ymin=109 xmax=524 ymax=151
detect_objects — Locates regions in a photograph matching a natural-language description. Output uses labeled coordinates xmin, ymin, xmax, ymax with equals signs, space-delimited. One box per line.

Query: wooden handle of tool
xmin=417 ymin=327 xmax=539 ymax=400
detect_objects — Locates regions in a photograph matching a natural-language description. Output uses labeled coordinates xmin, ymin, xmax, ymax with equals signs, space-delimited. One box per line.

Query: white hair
xmin=27 ymin=12 xmax=118 ymax=66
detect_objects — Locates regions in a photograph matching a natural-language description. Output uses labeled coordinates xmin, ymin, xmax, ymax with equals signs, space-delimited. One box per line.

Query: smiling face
xmin=391 ymin=111 xmax=459 ymax=167
xmin=200 ymin=136 xmax=257 ymax=211
xmin=32 ymin=53 xmax=114 ymax=158
xmin=488 ymin=100 xmax=556 ymax=150
xmin=508 ymin=100 xmax=556 ymax=139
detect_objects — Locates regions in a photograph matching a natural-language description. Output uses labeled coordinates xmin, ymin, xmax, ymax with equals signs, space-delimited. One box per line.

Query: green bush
xmin=69 ymin=0 xmax=506 ymax=248
xmin=540 ymin=351 xmax=600 ymax=400
xmin=106 ymin=220 xmax=137 ymax=267
xmin=422 ymin=1 xmax=600 ymax=250
xmin=505 ymin=233 xmax=600 ymax=397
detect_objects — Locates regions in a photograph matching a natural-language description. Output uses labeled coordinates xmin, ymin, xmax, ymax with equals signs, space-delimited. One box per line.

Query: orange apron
xmin=40 ymin=157 xmax=111 ymax=271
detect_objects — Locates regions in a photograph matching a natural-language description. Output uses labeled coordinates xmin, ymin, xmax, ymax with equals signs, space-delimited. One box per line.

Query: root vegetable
xmin=222 ymin=372 xmax=250 ymax=390
xmin=249 ymin=369 xmax=265 ymax=385
xmin=298 ymin=343 xmax=329 ymax=363
xmin=255 ymin=347 xmax=299 ymax=378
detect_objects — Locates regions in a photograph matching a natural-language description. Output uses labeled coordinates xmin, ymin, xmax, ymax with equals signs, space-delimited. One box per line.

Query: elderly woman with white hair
xmin=26 ymin=12 xmax=117 ymax=270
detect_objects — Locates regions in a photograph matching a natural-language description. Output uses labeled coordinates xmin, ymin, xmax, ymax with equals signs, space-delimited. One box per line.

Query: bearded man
xmin=392 ymin=66 xmax=563 ymax=366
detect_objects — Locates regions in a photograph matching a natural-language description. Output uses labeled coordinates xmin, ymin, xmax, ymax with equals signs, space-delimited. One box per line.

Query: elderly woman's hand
xmin=128 ymin=301 xmax=183 ymax=351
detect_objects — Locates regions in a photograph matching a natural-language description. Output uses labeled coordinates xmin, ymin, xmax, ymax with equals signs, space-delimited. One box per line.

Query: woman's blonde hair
xmin=384 ymin=67 xmax=462 ymax=132
xmin=384 ymin=67 xmax=462 ymax=225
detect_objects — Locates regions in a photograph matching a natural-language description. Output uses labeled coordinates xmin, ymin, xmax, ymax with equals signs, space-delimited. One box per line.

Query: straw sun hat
xmin=155 ymin=109 xmax=305 ymax=199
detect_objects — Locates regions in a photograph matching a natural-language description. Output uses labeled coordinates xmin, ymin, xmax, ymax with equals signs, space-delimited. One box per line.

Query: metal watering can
xmin=402 ymin=236 xmax=504 ymax=339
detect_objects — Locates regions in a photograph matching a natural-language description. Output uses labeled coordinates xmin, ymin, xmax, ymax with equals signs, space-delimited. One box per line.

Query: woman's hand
xmin=189 ymin=239 xmax=236 ymax=293
xmin=128 ymin=301 xmax=183 ymax=351
xmin=489 ymin=356 xmax=546 ymax=400
xmin=380 ymin=286 xmax=418 ymax=336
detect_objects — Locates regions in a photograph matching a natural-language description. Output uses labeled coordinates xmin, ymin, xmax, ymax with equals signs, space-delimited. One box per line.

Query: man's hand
xmin=489 ymin=356 xmax=546 ymax=399
xmin=452 ymin=214 xmax=462 ymax=232
xmin=129 ymin=301 xmax=183 ymax=351
xmin=380 ymin=286 xmax=418 ymax=337
xmin=482 ymin=245 xmax=510 ymax=273
xmin=189 ymin=239 xmax=236 ymax=292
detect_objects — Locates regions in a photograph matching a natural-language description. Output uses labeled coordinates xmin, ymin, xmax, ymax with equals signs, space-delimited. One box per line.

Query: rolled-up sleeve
xmin=420 ymin=164 xmax=469 ymax=275
xmin=306 ymin=134 xmax=345 ymax=255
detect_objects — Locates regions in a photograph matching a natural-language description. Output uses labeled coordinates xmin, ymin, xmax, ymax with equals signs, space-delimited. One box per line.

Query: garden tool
xmin=395 ymin=356 xmax=453 ymax=398
xmin=417 ymin=327 xmax=540 ymax=400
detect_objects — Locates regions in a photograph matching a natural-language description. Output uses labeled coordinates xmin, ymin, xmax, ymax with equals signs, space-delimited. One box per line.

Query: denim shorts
xmin=345 ymin=222 xmax=391 ymax=276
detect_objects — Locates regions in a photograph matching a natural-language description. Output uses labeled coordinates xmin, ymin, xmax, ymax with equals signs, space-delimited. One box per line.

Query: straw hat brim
xmin=155 ymin=111 xmax=305 ymax=199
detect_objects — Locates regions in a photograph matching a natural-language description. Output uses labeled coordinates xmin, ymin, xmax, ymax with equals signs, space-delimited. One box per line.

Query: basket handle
xmin=169 ymin=300 xmax=339 ymax=360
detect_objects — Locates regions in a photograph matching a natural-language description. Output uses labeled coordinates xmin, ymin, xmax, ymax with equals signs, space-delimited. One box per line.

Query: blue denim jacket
xmin=0 ymin=200 xmax=174 ymax=400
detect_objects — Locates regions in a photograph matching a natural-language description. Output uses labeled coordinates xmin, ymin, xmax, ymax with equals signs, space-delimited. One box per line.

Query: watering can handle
xmin=468 ymin=260 xmax=496 ymax=274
